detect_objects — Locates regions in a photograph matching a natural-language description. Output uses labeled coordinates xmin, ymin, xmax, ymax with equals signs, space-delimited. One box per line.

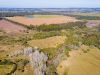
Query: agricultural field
xmin=86 ymin=20 xmax=100 ymax=27
xmin=6 ymin=15 xmax=78 ymax=26
xmin=0 ymin=19 xmax=27 ymax=34
xmin=32 ymin=15 xmax=66 ymax=18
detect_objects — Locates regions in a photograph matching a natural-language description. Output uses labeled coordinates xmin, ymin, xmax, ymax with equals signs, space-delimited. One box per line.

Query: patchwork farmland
xmin=0 ymin=11 xmax=99 ymax=75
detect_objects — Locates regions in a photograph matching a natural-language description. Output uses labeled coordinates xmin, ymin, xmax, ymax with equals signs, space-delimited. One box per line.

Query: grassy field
xmin=28 ymin=36 xmax=66 ymax=49
xmin=57 ymin=46 xmax=100 ymax=75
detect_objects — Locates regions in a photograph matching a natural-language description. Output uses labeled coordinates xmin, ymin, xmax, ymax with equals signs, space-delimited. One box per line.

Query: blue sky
xmin=0 ymin=0 xmax=100 ymax=8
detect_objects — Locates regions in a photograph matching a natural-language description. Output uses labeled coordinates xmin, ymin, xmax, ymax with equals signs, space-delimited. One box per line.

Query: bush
xmin=33 ymin=31 xmax=61 ymax=39
xmin=82 ymin=33 xmax=100 ymax=48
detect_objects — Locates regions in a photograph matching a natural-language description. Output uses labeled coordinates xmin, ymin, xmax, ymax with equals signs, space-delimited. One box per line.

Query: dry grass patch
xmin=28 ymin=36 xmax=66 ymax=49
xmin=57 ymin=45 xmax=100 ymax=75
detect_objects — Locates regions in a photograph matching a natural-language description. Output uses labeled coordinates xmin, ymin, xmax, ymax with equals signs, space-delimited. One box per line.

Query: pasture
xmin=28 ymin=36 xmax=66 ymax=49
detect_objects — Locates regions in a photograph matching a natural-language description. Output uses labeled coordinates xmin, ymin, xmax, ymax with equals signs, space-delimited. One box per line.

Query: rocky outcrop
xmin=9 ymin=47 xmax=48 ymax=75
xmin=29 ymin=50 xmax=48 ymax=75
xmin=9 ymin=47 xmax=33 ymax=57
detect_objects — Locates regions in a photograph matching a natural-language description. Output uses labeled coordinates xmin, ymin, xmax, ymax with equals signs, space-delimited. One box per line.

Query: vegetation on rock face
xmin=15 ymin=59 xmax=29 ymax=72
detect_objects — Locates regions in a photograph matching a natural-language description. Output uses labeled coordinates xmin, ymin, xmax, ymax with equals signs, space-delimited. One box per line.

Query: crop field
xmin=0 ymin=19 xmax=26 ymax=33
xmin=33 ymin=15 xmax=67 ymax=18
xmin=73 ymin=13 xmax=100 ymax=17
xmin=57 ymin=46 xmax=100 ymax=75
xmin=6 ymin=15 xmax=78 ymax=26
xmin=28 ymin=36 xmax=66 ymax=49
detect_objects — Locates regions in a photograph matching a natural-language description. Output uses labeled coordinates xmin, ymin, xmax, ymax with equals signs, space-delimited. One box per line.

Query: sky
xmin=0 ymin=0 xmax=100 ymax=8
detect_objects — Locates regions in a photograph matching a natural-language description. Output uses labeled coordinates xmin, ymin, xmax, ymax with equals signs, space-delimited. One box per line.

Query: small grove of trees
xmin=67 ymin=15 xmax=100 ymax=20
xmin=82 ymin=33 xmax=100 ymax=49
xmin=33 ymin=31 xmax=61 ymax=39
xmin=76 ymin=16 xmax=100 ymax=20
xmin=35 ymin=22 xmax=86 ymax=31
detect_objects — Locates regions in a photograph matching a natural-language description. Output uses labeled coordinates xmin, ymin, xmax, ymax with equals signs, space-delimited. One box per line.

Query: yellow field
xmin=33 ymin=15 xmax=65 ymax=18
xmin=28 ymin=36 xmax=66 ymax=49
xmin=6 ymin=15 xmax=78 ymax=26
xmin=57 ymin=45 xmax=100 ymax=75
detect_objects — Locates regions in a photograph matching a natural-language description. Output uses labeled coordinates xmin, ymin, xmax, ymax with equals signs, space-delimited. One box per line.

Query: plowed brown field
xmin=0 ymin=20 xmax=26 ymax=33
xmin=6 ymin=15 xmax=78 ymax=26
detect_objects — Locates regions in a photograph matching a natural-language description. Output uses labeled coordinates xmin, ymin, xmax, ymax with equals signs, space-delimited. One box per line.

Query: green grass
xmin=33 ymin=31 xmax=61 ymax=39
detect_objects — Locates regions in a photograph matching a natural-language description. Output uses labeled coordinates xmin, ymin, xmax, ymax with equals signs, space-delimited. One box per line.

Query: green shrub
xmin=33 ymin=31 xmax=61 ymax=39
xmin=35 ymin=22 xmax=86 ymax=31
